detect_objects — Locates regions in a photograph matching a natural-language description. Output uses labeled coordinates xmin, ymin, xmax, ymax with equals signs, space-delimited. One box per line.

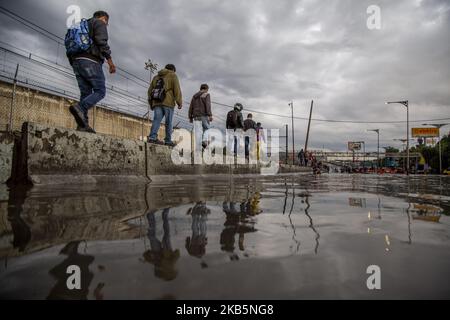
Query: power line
xmin=1 ymin=6 xmax=448 ymax=126
xmin=211 ymin=100 xmax=450 ymax=124
xmin=0 ymin=7 xmax=149 ymax=86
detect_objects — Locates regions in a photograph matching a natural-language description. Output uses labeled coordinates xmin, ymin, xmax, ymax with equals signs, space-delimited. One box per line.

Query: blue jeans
xmin=72 ymin=59 xmax=106 ymax=122
xmin=149 ymin=106 xmax=174 ymax=143
xmin=193 ymin=116 xmax=210 ymax=144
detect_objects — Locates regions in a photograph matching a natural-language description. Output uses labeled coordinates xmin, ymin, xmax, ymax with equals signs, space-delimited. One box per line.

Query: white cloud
xmin=0 ymin=0 xmax=449 ymax=151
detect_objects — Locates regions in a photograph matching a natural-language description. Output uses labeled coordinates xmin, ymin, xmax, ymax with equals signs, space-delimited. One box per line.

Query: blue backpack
xmin=65 ymin=19 xmax=92 ymax=55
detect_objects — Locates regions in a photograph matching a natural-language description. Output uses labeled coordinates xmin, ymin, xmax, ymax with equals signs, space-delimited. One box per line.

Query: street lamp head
xmin=423 ymin=123 xmax=449 ymax=129
xmin=386 ymin=100 xmax=408 ymax=108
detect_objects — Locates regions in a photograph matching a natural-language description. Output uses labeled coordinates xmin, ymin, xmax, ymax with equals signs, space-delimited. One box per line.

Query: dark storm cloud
xmin=0 ymin=0 xmax=449 ymax=151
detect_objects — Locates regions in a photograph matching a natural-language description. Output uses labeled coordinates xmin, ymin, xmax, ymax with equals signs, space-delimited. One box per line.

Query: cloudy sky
xmin=0 ymin=0 xmax=449 ymax=151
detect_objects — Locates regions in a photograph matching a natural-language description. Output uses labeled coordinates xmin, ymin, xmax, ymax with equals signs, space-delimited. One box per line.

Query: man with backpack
xmin=65 ymin=10 xmax=116 ymax=133
xmin=189 ymin=84 xmax=212 ymax=149
xmin=226 ymin=103 xmax=244 ymax=158
xmin=148 ymin=64 xmax=183 ymax=147
xmin=243 ymin=113 xmax=256 ymax=161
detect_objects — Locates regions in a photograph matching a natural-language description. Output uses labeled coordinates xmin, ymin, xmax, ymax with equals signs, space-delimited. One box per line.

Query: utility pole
xmin=363 ymin=141 xmax=366 ymax=171
xmin=289 ymin=102 xmax=295 ymax=165
xmin=368 ymin=129 xmax=380 ymax=173
xmin=286 ymin=124 xmax=289 ymax=165
xmin=8 ymin=64 xmax=19 ymax=132
xmin=386 ymin=100 xmax=409 ymax=175
xmin=145 ymin=59 xmax=158 ymax=124
xmin=305 ymin=100 xmax=314 ymax=154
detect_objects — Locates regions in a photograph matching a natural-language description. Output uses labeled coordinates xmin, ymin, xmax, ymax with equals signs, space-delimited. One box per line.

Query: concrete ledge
xmin=12 ymin=122 xmax=147 ymax=185
xmin=7 ymin=122 xmax=311 ymax=186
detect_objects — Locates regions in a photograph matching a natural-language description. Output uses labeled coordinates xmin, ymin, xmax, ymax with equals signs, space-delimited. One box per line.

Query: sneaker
xmin=164 ymin=141 xmax=176 ymax=147
xmin=148 ymin=138 xmax=164 ymax=145
xmin=69 ymin=105 xmax=87 ymax=128
xmin=84 ymin=126 xmax=96 ymax=134
xmin=77 ymin=125 xmax=96 ymax=134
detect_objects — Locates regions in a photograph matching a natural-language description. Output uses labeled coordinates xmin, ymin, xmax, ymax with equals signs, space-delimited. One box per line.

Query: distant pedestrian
xmin=304 ymin=151 xmax=309 ymax=166
xmin=243 ymin=113 xmax=256 ymax=160
xmin=189 ymin=84 xmax=212 ymax=149
xmin=147 ymin=64 xmax=183 ymax=147
xmin=226 ymin=103 xmax=244 ymax=157
xmin=66 ymin=10 xmax=116 ymax=133
xmin=256 ymin=122 xmax=264 ymax=160
xmin=298 ymin=149 xmax=305 ymax=166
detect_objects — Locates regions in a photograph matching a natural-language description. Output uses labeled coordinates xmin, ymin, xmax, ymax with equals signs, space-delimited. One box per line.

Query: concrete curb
xmin=5 ymin=122 xmax=311 ymax=186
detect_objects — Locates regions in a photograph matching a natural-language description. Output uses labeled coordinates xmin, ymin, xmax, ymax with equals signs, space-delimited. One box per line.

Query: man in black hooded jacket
xmin=67 ymin=10 xmax=116 ymax=133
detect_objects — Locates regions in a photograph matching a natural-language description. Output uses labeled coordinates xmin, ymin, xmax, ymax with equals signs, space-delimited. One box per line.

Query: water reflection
xmin=411 ymin=203 xmax=442 ymax=223
xmin=186 ymin=202 xmax=209 ymax=259
xmin=47 ymin=241 xmax=94 ymax=300
xmin=7 ymin=186 xmax=31 ymax=253
xmin=304 ymin=195 xmax=320 ymax=254
xmin=143 ymin=209 xmax=180 ymax=281
xmin=221 ymin=201 xmax=257 ymax=260
xmin=1 ymin=175 xmax=450 ymax=299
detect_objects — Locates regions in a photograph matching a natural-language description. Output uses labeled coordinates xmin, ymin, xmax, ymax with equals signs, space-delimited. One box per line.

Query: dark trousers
xmin=72 ymin=59 xmax=106 ymax=122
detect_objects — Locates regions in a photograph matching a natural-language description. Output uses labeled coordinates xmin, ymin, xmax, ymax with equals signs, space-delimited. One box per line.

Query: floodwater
xmin=0 ymin=174 xmax=449 ymax=300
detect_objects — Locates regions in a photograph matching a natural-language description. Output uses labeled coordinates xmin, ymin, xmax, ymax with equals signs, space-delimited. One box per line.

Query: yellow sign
xmin=412 ymin=127 xmax=439 ymax=138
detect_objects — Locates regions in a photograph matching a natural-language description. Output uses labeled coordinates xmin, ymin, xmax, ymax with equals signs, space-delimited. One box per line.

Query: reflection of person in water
xmin=185 ymin=202 xmax=210 ymax=258
xmin=143 ymin=208 xmax=180 ymax=281
xmin=7 ymin=186 xmax=31 ymax=252
xmin=221 ymin=193 xmax=260 ymax=259
xmin=47 ymin=241 xmax=94 ymax=300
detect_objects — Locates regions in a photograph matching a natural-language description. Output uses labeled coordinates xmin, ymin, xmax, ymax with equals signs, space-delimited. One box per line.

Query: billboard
xmin=412 ymin=127 xmax=439 ymax=138
xmin=348 ymin=141 xmax=362 ymax=151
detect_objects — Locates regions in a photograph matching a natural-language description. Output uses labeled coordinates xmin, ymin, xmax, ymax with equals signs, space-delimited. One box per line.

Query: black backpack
xmin=150 ymin=77 xmax=166 ymax=102
xmin=226 ymin=110 xmax=238 ymax=129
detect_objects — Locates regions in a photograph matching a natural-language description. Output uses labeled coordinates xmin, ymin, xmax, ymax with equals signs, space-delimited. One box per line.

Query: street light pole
xmin=368 ymin=129 xmax=380 ymax=173
xmin=289 ymin=102 xmax=295 ymax=165
xmin=386 ymin=100 xmax=409 ymax=175
xmin=422 ymin=123 xmax=449 ymax=174
xmin=363 ymin=141 xmax=366 ymax=171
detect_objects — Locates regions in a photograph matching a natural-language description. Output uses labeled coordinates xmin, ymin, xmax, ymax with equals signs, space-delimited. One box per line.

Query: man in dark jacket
xmin=226 ymin=103 xmax=245 ymax=158
xmin=67 ymin=10 xmax=116 ymax=133
xmin=243 ymin=113 xmax=256 ymax=160
xmin=189 ymin=84 xmax=212 ymax=148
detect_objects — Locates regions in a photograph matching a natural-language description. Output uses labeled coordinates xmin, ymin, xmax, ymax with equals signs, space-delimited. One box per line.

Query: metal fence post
xmin=8 ymin=64 xmax=19 ymax=132
xmin=141 ymin=115 xmax=144 ymax=141
xmin=92 ymin=106 xmax=96 ymax=130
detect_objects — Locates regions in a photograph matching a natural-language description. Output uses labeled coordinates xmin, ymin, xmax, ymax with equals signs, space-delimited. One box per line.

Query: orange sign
xmin=412 ymin=127 xmax=439 ymax=138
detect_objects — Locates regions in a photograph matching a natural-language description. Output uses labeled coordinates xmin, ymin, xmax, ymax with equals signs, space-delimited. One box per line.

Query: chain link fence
xmin=0 ymin=45 xmax=192 ymax=140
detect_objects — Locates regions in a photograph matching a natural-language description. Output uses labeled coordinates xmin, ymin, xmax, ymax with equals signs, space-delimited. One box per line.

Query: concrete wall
xmin=0 ymin=132 xmax=14 ymax=183
xmin=13 ymin=122 xmax=148 ymax=185
xmin=6 ymin=122 xmax=310 ymax=186
xmin=0 ymin=80 xmax=165 ymax=140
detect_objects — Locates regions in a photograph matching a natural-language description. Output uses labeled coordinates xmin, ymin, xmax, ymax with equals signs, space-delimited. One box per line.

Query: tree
xmin=410 ymin=134 xmax=449 ymax=173
xmin=383 ymin=146 xmax=399 ymax=153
